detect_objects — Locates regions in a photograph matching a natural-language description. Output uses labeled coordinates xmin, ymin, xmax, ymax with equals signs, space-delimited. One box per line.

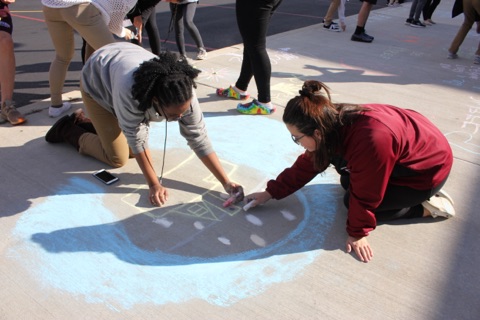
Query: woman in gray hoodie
xmin=46 ymin=42 xmax=242 ymax=207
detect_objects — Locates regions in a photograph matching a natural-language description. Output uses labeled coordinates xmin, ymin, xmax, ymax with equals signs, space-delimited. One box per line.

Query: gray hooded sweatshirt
xmin=81 ymin=42 xmax=213 ymax=157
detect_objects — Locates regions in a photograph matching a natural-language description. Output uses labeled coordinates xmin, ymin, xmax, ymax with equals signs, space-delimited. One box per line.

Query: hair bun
xmin=299 ymin=81 xmax=323 ymax=99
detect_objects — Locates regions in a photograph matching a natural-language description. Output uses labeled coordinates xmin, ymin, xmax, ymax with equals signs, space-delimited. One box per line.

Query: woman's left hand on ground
xmin=346 ymin=236 xmax=373 ymax=262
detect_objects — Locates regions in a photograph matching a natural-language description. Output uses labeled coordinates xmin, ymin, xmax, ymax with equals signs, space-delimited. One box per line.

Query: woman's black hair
xmin=131 ymin=51 xmax=200 ymax=112
xmin=283 ymin=80 xmax=367 ymax=172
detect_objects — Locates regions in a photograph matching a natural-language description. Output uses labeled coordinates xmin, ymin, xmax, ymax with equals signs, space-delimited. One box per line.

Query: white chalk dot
xmin=153 ymin=218 xmax=173 ymax=228
xmin=218 ymin=237 xmax=231 ymax=245
xmin=250 ymin=234 xmax=266 ymax=247
xmin=193 ymin=221 xmax=204 ymax=230
xmin=281 ymin=210 xmax=297 ymax=221
xmin=245 ymin=214 xmax=263 ymax=226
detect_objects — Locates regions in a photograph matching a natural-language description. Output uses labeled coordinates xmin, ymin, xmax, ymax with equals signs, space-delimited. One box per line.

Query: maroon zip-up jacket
xmin=266 ymin=104 xmax=453 ymax=238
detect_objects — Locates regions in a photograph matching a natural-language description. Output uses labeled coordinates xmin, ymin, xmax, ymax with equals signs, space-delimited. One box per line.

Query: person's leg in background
xmin=0 ymin=4 xmax=26 ymax=125
xmin=351 ymin=0 xmax=375 ymax=43
xmin=323 ymin=0 xmax=341 ymax=31
xmin=411 ymin=0 xmax=428 ymax=26
xmin=182 ymin=1 xmax=207 ymax=60
xmin=171 ymin=3 xmax=187 ymax=58
xmin=42 ymin=5 xmax=76 ymax=118
xmin=66 ymin=3 xmax=115 ymax=61
xmin=422 ymin=0 xmax=441 ymax=24
xmin=448 ymin=0 xmax=479 ymax=58
xmin=235 ymin=0 xmax=282 ymax=115
xmin=144 ymin=6 xmax=162 ymax=55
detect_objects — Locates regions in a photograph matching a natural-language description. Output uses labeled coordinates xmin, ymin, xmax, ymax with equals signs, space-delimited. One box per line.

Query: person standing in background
xmin=405 ymin=0 xmax=428 ymax=27
xmin=41 ymin=0 xmax=138 ymax=118
xmin=448 ymin=0 xmax=480 ymax=64
xmin=216 ymin=0 xmax=283 ymax=115
xmin=167 ymin=0 xmax=207 ymax=60
xmin=127 ymin=0 xmax=162 ymax=55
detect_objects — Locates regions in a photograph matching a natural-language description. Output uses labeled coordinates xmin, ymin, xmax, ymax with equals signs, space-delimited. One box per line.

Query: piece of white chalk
xmin=243 ymin=201 xmax=255 ymax=211
xmin=219 ymin=193 xmax=230 ymax=200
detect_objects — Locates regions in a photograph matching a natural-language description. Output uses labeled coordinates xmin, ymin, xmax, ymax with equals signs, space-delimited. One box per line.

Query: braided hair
xmin=283 ymin=80 xmax=366 ymax=172
xmin=132 ymin=51 xmax=200 ymax=112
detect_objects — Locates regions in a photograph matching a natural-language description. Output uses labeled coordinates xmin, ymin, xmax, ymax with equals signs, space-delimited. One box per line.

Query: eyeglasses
xmin=291 ymin=134 xmax=306 ymax=145
xmin=154 ymin=100 xmax=193 ymax=122
xmin=164 ymin=104 xmax=193 ymax=122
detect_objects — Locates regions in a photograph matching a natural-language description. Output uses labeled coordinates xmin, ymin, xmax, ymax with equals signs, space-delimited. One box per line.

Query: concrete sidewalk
xmin=1 ymin=2 xmax=479 ymax=319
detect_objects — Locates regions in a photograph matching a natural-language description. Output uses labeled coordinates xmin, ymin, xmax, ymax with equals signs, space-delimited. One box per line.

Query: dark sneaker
xmin=410 ymin=20 xmax=426 ymax=27
xmin=45 ymin=115 xmax=73 ymax=143
xmin=405 ymin=18 xmax=414 ymax=25
xmin=1 ymin=101 xmax=26 ymax=125
xmin=351 ymin=32 xmax=374 ymax=43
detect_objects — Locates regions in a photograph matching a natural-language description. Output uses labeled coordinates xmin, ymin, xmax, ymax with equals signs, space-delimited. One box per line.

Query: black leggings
xmin=170 ymin=2 xmax=204 ymax=55
xmin=422 ymin=0 xmax=441 ymax=20
xmin=341 ymin=174 xmax=448 ymax=221
xmin=235 ymin=0 xmax=283 ymax=103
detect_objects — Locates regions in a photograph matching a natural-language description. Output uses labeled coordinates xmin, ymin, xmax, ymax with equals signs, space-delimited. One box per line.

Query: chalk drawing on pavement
xmin=9 ymin=116 xmax=340 ymax=310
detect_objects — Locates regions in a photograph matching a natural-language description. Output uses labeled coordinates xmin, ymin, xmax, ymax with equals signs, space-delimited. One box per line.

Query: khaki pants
xmin=43 ymin=4 xmax=115 ymax=106
xmin=79 ymin=87 xmax=130 ymax=168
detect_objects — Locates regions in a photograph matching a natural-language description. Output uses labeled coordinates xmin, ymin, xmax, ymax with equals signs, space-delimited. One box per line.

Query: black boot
xmin=71 ymin=108 xmax=96 ymax=134
xmin=76 ymin=122 xmax=96 ymax=134
xmin=45 ymin=115 xmax=88 ymax=150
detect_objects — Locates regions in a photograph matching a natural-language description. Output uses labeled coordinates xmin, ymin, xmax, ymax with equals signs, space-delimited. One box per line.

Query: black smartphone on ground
xmin=92 ymin=169 xmax=119 ymax=185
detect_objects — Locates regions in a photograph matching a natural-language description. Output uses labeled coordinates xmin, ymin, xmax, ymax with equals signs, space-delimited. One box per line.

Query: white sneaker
xmin=447 ymin=52 xmax=458 ymax=59
xmin=422 ymin=190 xmax=455 ymax=218
xmin=474 ymin=55 xmax=480 ymax=65
xmin=196 ymin=48 xmax=207 ymax=60
xmin=49 ymin=102 xmax=72 ymax=118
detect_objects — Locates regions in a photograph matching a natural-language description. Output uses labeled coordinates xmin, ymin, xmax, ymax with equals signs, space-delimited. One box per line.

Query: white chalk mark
xmin=250 ymin=234 xmax=266 ymax=247
xmin=217 ymin=237 xmax=231 ymax=246
xmin=193 ymin=221 xmax=204 ymax=230
xmin=245 ymin=214 xmax=263 ymax=226
xmin=281 ymin=210 xmax=297 ymax=221
xmin=243 ymin=201 xmax=254 ymax=212
xmin=153 ymin=218 xmax=173 ymax=228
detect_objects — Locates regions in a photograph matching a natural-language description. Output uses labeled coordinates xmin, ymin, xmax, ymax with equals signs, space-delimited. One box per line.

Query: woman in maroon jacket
xmin=245 ymin=80 xmax=455 ymax=263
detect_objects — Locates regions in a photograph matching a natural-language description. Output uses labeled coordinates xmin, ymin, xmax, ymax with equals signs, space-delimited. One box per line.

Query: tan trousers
xmin=448 ymin=0 xmax=480 ymax=55
xmin=43 ymin=4 xmax=115 ymax=106
xmin=79 ymin=87 xmax=130 ymax=168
